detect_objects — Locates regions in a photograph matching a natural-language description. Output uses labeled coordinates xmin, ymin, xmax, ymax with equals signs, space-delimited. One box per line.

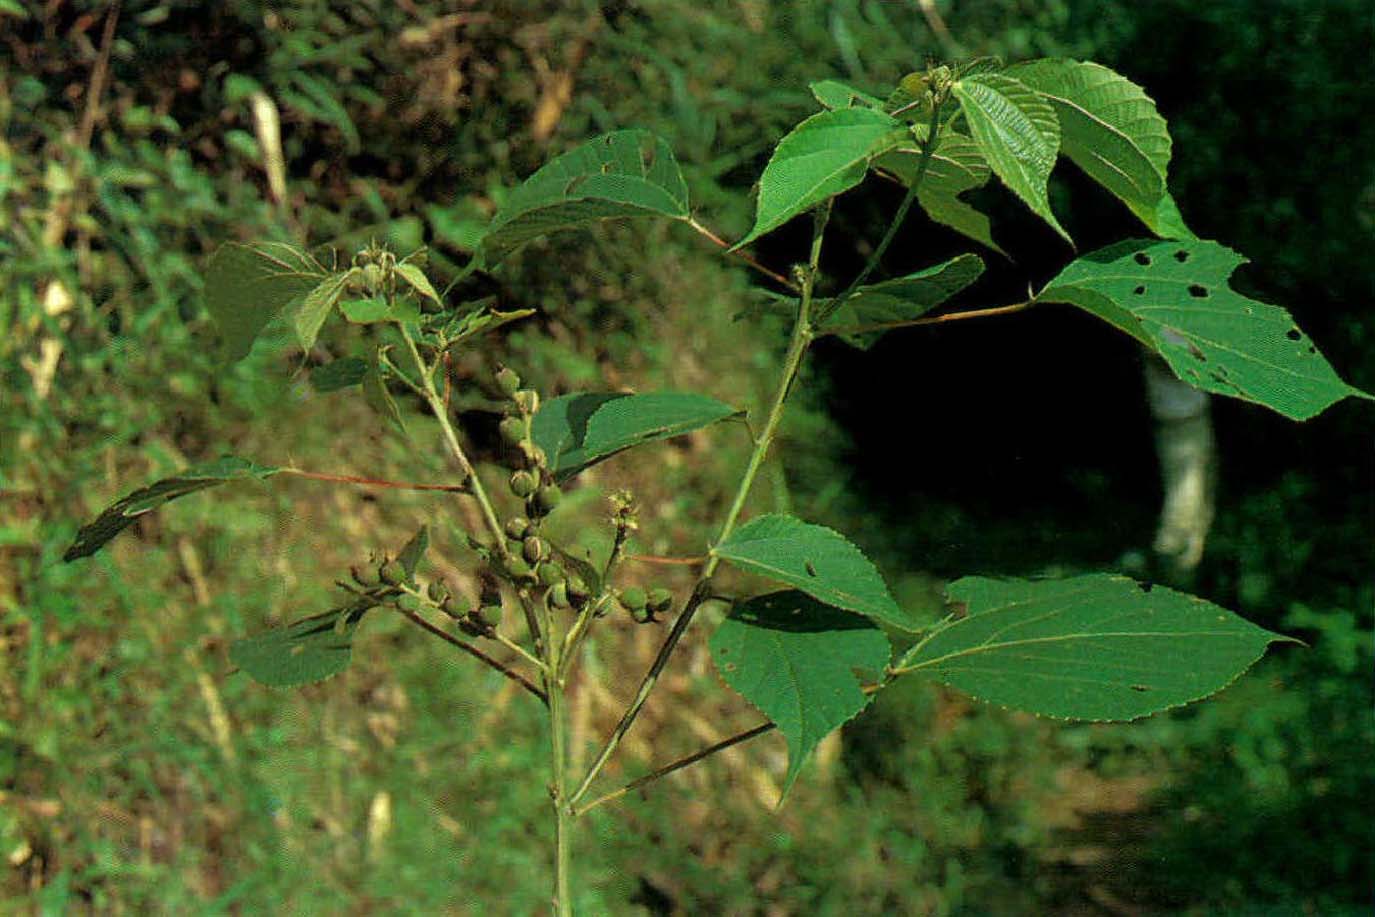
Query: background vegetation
xmin=3 ymin=1 xmax=1369 ymax=913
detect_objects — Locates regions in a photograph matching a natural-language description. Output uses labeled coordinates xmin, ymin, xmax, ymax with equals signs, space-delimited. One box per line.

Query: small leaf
xmin=809 ymin=79 xmax=884 ymax=111
xmin=204 ymin=242 xmax=327 ymax=363
xmin=1006 ymin=59 xmax=1170 ymax=224
xmin=309 ymin=356 xmax=368 ymax=392
xmin=362 ymin=345 xmax=406 ymax=435
xmin=734 ymin=108 xmax=907 ymax=249
xmin=531 ymin=391 xmax=741 ymax=481
xmin=64 ymin=457 xmax=281 ymax=561
xmin=876 ymin=131 xmax=1006 ymax=256
xmin=713 ymin=515 xmax=917 ymax=631
xmin=1037 ymin=239 xmax=1371 ymax=420
xmin=482 ymin=130 xmax=690 ymax=266
xmin=710 ymin=590 xmax=890 ymax=798
xmin=339 ymin=297 xmax=392 ymax=324
xmin=396 ymin=525 xmax=429 ymax=579
xmin=292 ymin=269 xmax=356 ymax=352
xmin=898 ymin=574 xmax=1295 ymax=721
xmin=230 ymin=599 xmax=374 ymax=687
xmin=395 ymin=262 xmax=442 ymax=306
xmin=822 ymin=254 xmax=985 ymax=348
xmin=434 ymin=303 xmax=537 ymax=351
xmin=951 ymin=74 xmax=1070 ymax=244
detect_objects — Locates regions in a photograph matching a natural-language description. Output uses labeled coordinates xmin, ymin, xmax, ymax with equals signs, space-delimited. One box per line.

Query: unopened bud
xmin=495 ymin=366 xmax=521 ymax=397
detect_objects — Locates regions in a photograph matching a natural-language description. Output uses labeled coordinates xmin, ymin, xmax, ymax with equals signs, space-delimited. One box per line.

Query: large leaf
xmin=64 ymin=457 xmax=281 ymax=561
xmin=230 ymin=599 xmax=374 ymax=688
xmin=292 ymin=269 xmax=357 ymax=352
xmin=1006 ymin=60 xmax=1170 ymax=225
xmin=481 ymin=130 xmax=690 ymax=266
xmin=710 ymin=591 xmax=890 ymax=797
xmin=897 ymin=574 xmax=1293 ymax=721
xmin=1037 ymin=239 xmax=1370 ymax=420
xmin=712 ymin=515 xmax=917 ymax=631
xmin=876 ymin=131 xmax=1005 ymax=256
xmin=821 ymin=253 xmax=985 ymax=348
xmin=734 ymin=108 xmax=907 ymax=249
xmin=530 ymin=391 xmax=741 ymax=481
xmin=205 ymin=242 xmax=328 ymax=363
xmin=951 ymin=74 xmax=1070 ymax=244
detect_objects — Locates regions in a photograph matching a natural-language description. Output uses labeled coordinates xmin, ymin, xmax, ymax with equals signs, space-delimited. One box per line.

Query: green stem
xmin=816 ymin=103 xmax=942 ymax=325
xmin=568 ymin=201 xmax=831 ymax=808
xmin=538 ymin=594 xmax=573 ymax=916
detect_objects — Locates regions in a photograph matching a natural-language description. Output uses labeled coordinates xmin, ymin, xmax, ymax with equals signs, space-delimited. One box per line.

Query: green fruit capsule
xmin=566 ymin=575 xmax=590 ymax=600
xmin=499 ymin=416 xmax=526 ymax=446
xmin=522 ymin=536 xmax=548 ymax=565
xmin=647 ymin=587 xmax=673 ymax=612
xmin=631 ymin=606 xmax=654 ymax=624
xmin=534 ymin=484 xmax=562 ymax=513
xmin=618 ymin=586 xmax=647 ymax=612
xmin=379 ymin=560 xmax=405 ymax=586
xmin=509 ymin=470 xmax=538 ymax=498
xmin=505 ymin=517 xmax=531 ymax=541
xmin=549 ymin=582 xmax=571 ymax=608
xmin=506 ymin=556 xmax=533 ymax=580
xmin=351 ymin=565 xmax=380 ymax=587
xmin=439 ymin=596 xmax=467 ymax=620
xmin=537 ymin=561 xmax=565 ymax=587
xmin=495 ymin=366 xmax=521 ymax=398
xmin=476 ymin=604 xmax=503 ymax=628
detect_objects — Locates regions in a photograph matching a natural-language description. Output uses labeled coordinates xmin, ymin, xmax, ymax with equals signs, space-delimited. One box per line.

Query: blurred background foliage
xmin=2 ymin=0 xmax=1370 ymax=913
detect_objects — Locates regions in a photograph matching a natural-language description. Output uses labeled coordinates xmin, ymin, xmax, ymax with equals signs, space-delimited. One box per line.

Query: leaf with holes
xmin=821 ymin=254 xmax=985 ymax=348
xmin=64 ymin=457 xmax=282 ymax=562
xmin=713 ymin=515 xmax=918 ymax=631
xmin=1037 ymin=239 xmax=1371 ymax=419
xmin=230 ymin=599 xmax=375 ymax=688
xmin=876 ymin=131 xmax=1005 ymax=256
xmin=1005 ymin=60 xmax=1171 ymax=227
xmin=292 ymin=269 xmax=357 ymax=351
xmin=481 ymin=130 xmax=690 ymax=266
xmin=530 ymin=392 xmax=741 ymax=481
xmin=951 ymin=74 xmax=1070 ymax=244
xmin=711 ymin=590 xmax=890 ymax=797
xmin=734 ymin=108 xmax=908 ymax=249
xmin=205 ymin=242 xmax=329 ymax=363
xmin=897 ymin=574 xmax=1294 ymax=721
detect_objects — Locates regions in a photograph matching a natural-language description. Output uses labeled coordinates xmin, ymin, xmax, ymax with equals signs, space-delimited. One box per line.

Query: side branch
xmin=396 ymin=607 xmax=548 ymax=705
xmin=818 ymin=300 xmax=1033 ymax=338
xmin=280 ymin=468 xmax=470 ymax=493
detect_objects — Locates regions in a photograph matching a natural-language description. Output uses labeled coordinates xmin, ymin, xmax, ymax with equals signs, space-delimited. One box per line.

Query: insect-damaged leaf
xmin=64 ymin=457 xmax=281 ymax=562
xmin=713 ymin=514 xmax=918 ymax=631
xmin=1037 ymin=239 xmax=1372 ymax=420
xmin=204 ymin=242 xmax=328 ymax=363
xmin=530 ymin=391 xmax=741 ymax=481
xmin=481 ymin=130 xmax=690 ymax=266
xmin=230 ymin=598 xmax=375 ymax=688
xmin=897 ymin=574 xmax=1294 ymax=721
xmin=711 ymin=590 xmax=890 ymax=799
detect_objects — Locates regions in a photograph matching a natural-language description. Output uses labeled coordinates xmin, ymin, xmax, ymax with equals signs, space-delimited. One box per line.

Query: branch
xmin=817 ymin=300 xmax=1033 ymax=339
xmin=395 ymin=606 xmax=547 ymax=705
xmin=279 ymin=467 xmax=470 ymax=493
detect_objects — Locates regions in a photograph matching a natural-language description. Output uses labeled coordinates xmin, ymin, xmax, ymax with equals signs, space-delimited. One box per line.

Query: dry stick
xmin=572 ymin=722 xmax=776 ymax=816
xmin=395 ymin=607 xmax=547 ymax=705
xmin=279 ymin=468 xmax=470 ymax=493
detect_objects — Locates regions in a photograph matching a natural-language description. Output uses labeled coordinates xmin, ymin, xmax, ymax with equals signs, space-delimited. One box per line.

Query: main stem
xmin=569 ymin=204 xmax=830 ymax=808
xmin=543 ymin=600 xmax=573 ymax=916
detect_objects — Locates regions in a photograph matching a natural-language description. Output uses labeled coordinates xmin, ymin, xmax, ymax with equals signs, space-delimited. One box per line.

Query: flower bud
xmin=498 ymin=416 xmax=526 ymax=447
xmin=509 ymin=470 xmax=538 ymax=498
xmin=618 ymin=586 xmax=647 ymax=612
xmin=495 ymin=366 xmax=521 ymax=398
xmin=506 ymin=556 xmax=533 ymax=580
xmin=505 ymin=516 xmax=531 ymax=541
xmin=513 ymin=389 xmax=540 ymax=415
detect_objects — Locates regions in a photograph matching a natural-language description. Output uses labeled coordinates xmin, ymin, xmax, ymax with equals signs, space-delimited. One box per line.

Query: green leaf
xmin=876 ymin=131 xmax=1006 ymax=256
xmin=362 ymin=345 xmax=406 ymax=435
xmin=292 ymin=269 xmax=356 ymax=352
xmin=64 ymin=457 xmax=281 ymax=561
xmin=204 ymin=242 xmax=327 ymax=363
xmin=713 ymin=515 xmax=917 ymax=631
xmin=898 ymin=574 xmax=1294 ymax=721
xmin=396 ymin=526 xmax=429 ymax=579
xmin=431 ymin=302 xmax=536 ymax=351
xmin=809 ymin=79 xmax=884 ymax=111
xmin=711 ymin=591 xmax=890 ymax=798
xmin=395 ymin=262 xmax=442 ymax=306
xmin=1005 ymin=59 xmax=1170 ymax=224
xmin=530 ymin=391 xmax=741 ymax=481
xmin=1037 ymin=239 xmax=1371 ymax=420
xmin=309 ymin=356 xmax=368 ymax=392
xmin=230 ymin=599 xmax=374 ymax=688
xmin=951 ymin=74 xmax=1070 ymax=244
xmin=822 ymin=253 xmax=985 ymax=348
xmin=1126 ymin=189 xmax=1196 ymax=241
xmin=734 ymin=108 xmax=907 ymax=249
xmin=481 ymin=130 xmax=689 ymax=266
